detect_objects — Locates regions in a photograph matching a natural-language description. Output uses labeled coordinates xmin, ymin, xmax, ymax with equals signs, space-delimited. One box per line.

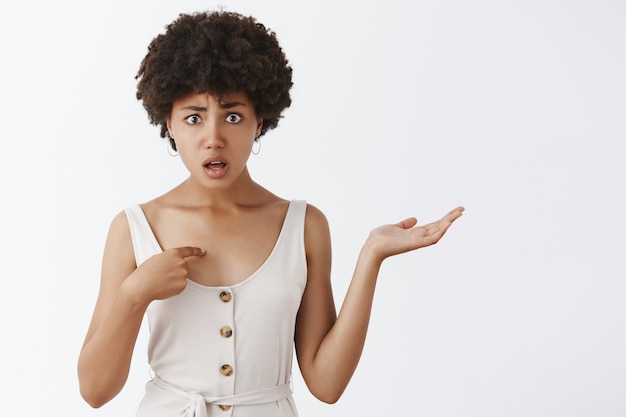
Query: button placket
xmin=216 ymin=288 xmax=235 ymax=414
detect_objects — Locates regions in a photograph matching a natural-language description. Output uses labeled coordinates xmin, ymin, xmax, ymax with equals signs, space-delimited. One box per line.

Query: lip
xmin=202 ymin=156 xmax=229 ymax=179
xmin=202 ymin=156 xmax=229 ymax=165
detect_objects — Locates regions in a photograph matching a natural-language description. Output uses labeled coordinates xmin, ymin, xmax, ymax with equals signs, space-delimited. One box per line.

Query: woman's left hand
xmin=366 ymin=206 xmax=464 ymax=261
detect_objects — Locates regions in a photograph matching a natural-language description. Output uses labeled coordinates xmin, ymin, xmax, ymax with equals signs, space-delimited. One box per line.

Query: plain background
xmin=1 ymin=0 xmax=625 ymax=416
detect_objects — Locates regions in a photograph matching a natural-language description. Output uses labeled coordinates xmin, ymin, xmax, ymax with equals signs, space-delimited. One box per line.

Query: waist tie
xmin=152 ymin=375 xmax=292 ymax=417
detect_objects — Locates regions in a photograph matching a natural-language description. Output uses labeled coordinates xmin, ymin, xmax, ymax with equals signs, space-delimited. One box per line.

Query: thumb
xmin=397 ymin=217 xmax=418 ymax=229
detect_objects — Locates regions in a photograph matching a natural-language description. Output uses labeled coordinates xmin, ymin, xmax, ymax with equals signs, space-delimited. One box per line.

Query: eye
xmin=185 ymin=115 xmax=202 ymax=125
xmin=225 ymin=113 xmax=242 ymax=124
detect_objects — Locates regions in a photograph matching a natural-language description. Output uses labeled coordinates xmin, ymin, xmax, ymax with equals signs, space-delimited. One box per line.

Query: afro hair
xmin=135 ymin=10 xmax=293 ymax=149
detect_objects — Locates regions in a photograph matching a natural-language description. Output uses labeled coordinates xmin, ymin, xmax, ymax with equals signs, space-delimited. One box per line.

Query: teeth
xmin=205 ymin=161 xmax=225 ymax=170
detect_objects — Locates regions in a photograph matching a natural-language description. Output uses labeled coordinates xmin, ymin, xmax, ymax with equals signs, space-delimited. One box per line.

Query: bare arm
xmin=77 ymin=211 xmax=145 ymax=407
xmin=77 ymin=211 xmax=205 ymax=408
xmin=295 ymin=205 xmax=464 ymax=403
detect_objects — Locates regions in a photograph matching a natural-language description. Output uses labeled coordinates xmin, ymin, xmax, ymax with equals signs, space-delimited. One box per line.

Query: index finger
xmin=445 ymin=206 xmax=465 ymax=222
xmin=172 ymin=246 xmax=206 ymax=258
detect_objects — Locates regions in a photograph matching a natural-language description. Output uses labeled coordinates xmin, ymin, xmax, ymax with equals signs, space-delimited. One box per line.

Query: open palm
xmin=368 ymin=206 xmax=464 ymax=260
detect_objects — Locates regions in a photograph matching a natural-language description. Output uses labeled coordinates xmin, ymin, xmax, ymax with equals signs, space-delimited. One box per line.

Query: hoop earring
xmin=167 ymin=139 xmax=178 ymax=157
xmin=251 ymin=137 xmax=261 ymax=155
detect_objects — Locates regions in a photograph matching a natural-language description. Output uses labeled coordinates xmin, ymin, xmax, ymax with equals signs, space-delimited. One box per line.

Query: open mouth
xmin=203 ymin=158 xmax=229 ymax=179
xmin=205 ymin=161 xmax=227 ymax=170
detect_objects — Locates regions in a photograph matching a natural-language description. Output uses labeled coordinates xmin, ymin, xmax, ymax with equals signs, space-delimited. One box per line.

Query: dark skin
xmin=78 ymin=91 xmax=464 ymax=407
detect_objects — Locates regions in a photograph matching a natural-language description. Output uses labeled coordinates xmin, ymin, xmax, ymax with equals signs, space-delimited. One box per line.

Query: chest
xmin=148 ymin=206 xmax=288 ymax=286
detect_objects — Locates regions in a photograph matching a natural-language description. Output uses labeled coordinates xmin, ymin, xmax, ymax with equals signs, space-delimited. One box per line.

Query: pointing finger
xmin=172 ymin=246 xmax=206 ymax=258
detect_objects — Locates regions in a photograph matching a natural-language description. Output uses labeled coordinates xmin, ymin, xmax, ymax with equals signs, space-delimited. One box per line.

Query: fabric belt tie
xmin=152 ymin=375 xmax=292 ymax=417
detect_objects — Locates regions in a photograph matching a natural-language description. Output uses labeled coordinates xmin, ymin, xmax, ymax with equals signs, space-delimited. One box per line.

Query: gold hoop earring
xmin=251 ymin=137 xmax=261 ymax=155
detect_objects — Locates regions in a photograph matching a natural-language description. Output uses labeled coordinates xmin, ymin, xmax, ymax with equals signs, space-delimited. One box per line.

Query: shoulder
xmin=304 ymin=203 xmax=331 ymax=258
xmin=108 ymin=210 xmax=131 ymax=238
xmin=304 ymin=203 xmax=330 ymax=235
xmin=304 ymin=203 xmax=328 ymax=227
xmin=102 ymin=210 xmax=135 ymax=268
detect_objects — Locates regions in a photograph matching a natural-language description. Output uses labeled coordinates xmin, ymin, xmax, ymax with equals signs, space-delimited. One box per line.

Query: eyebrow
xmin=179 ymin=101 xmax=246 ymax=112
xmin=219 ymin=101 xmax=246 ymax=109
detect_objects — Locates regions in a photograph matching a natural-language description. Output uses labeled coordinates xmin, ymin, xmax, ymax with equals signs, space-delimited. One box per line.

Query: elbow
xmin=318 ymin=394 xmax=341 ymax=405
xmin=85 ymin=399 xmax=105 ymax=409
xmin=77 ymin=358 xmax=123 ymax=408
xmin=78 ymin=369 xmax=117 ymax=409
xmin=310 ymin=385 xmax=345 ymax=405
xmin=80 ymin=385 xmax=108 ymax=409
xmin=301 ymin=367 xmax=349 ymax=404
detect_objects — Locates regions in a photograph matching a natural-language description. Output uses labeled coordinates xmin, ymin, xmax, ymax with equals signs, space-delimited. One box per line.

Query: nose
xmin=201 ymin=119 xmax=224 ymax=149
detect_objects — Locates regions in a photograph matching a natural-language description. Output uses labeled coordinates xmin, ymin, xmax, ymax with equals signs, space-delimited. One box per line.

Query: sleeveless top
xmin=124 ymin=200 xmax=308 ymax=417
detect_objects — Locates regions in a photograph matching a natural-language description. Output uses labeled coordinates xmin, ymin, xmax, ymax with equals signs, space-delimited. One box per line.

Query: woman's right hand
xmin=122 ymin=247 xmax=206 ymax=305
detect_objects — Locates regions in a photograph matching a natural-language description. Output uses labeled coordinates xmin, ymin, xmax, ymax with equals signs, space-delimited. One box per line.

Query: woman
xmin=77 ymin=10 xmax=464 ymax=417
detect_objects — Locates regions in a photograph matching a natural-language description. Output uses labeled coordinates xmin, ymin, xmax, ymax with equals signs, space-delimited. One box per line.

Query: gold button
xmin=219 ymin=291 xmax=232 ymax=302
xmin=220 ymin=326 xmax=233 ymax=338
xmin=220 ymin=364 xmax=233 ymax=376
xmin=218 ymin=405 xmax=232 ymax=411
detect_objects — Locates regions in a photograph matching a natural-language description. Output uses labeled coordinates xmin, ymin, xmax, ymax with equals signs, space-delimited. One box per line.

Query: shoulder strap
xmin=275 ymin=200 xmax=307 ymax=261
xmin=123 ymin=205 xmax=163 ymax=266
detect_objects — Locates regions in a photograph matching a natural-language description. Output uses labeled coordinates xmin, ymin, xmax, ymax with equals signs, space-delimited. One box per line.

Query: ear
xmin=256 ymin=118 xmax=263 ymax=137
xmin=166 ymin=118 xmax=173 ymax=136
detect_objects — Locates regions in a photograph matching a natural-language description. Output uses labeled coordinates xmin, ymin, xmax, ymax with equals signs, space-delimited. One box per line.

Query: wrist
xmin=359 ymin=239 xmax=386 ymax=268
xmin=118 ymin=276 xmax=151 ymax=311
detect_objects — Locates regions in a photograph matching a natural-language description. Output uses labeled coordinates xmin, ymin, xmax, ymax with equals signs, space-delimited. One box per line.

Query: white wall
xmin=1 ymin=0 xmax=624 ymax=416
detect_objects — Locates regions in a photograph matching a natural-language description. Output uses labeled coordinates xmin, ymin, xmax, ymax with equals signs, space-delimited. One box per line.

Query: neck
xmin=173 ymin=168 xmax=269 ymax=210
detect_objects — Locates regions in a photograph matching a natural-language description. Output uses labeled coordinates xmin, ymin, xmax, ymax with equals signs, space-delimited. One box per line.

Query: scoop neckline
xmin=134 ymin=200 xmax=295 ymax=290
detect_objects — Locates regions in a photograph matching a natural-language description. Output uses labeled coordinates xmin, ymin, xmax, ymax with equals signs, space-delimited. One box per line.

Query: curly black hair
xmin=136 ymin=10 xmax=293 ymax=150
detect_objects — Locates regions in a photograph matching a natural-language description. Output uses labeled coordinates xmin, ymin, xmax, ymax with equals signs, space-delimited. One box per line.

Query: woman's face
xmin=167 ymin=91 xmax=262 ymax=190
